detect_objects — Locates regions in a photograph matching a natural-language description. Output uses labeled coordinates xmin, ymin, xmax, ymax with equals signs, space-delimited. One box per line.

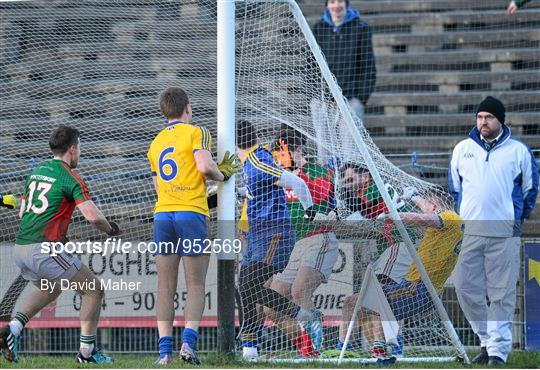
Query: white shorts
xmin=274 ymin=232 xmax=339 ymax=284
xmin=372 ymin=243 xmax=412 ymax=283
xmin=13 ymin=244 xmax=82 ymax=282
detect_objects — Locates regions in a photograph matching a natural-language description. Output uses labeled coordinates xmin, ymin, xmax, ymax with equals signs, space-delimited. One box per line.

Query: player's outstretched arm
xmin=77 ymin=200 xmax=121 ymax=236
xmin=398 ymin=212 xmax=441 ymax=228
xmin=379 ymin=187 xmax=441 ymax=227
xmin=195 ymin=150 xmax=238 ymax=181
xmin=279 ymin=170 xmax=317 ymax=220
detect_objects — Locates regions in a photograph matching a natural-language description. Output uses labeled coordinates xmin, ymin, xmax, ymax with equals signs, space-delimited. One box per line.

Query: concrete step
xmin=373 ymin=29 xmax=540 ymax=53
xmin=301 ymin=0 xmax=539 ymax=17
xmin=372 ymin=135 xmax=539 ymax=153
xmin=362 ymin=112 xmax=540 ymax=137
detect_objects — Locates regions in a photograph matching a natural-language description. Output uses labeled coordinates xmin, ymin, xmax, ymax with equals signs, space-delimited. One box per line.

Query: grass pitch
xmin=2 ymin=351 xmax=539 ymax=369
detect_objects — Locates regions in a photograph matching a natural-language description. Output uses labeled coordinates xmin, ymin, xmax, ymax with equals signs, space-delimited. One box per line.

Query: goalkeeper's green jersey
xmin=16 ymin=159 xmax=91 ymax=245
xmin=355 ymin=180 xmax=419 ymax=249
xmin=284 ymin=158 xmax=334 ymax=240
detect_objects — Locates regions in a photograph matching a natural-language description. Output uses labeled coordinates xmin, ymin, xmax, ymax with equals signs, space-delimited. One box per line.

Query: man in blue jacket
xmin=449 ymin=96 xmax=538 ymax=365
xmin=311 ymin=0 xmax=376 ymax=164
xmin=312 ymin=0 xmax=376 ymax=120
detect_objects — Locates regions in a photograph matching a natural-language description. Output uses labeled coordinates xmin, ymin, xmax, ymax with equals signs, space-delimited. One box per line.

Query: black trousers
xmin=238 ymin=262 xmax=300 ymax=341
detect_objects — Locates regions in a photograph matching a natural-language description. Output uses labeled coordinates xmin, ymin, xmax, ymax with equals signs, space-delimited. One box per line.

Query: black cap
xmin=476 ymin=96 xmax=505 ymax=124
xmin=325 ymin=0 xmax=350 ymax=6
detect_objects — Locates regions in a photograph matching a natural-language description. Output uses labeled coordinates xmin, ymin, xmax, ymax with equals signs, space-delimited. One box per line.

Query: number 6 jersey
xmin=16 ymin=159 xmax=91 ymax=245
xmin=147 ymin=121 xmax=212 ymax=217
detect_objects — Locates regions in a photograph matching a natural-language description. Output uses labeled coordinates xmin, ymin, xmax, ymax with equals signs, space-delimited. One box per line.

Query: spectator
xmin=449 ymin=96 xmax=538 ymax=365
xmin=508 ymin=0 xmax=532 ymax=15
xmin=312 ymin=0 xmax=377 ymax=121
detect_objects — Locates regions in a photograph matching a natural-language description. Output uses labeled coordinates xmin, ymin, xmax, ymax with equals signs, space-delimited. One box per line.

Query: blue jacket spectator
xmin=312 ymin=0 xmax=377 ymax=107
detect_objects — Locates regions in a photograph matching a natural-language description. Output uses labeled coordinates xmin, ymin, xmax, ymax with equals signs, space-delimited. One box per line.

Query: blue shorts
xmin=153 ymin=211 xmax=208 ymax=256
xmin=382 ymin=280 xmax=431 ymax=320
xmin=242 ymin=224 xmax=295 ymax=272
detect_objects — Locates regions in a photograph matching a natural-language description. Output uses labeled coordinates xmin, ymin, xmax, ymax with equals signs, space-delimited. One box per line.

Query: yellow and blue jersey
xmin=241 ymin=145 xmax=289 ymax=225
xmin=406 ymin=210 xmax=463 ymax=292
xmin=240 ymin=145 xmax=295 ymax=270
xmin=147 ymin=121 xmax=212 ymax=216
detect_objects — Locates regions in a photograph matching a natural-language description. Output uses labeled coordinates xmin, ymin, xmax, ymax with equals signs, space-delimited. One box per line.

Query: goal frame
xmin=221 ymin=0 xmax=470 ymax=363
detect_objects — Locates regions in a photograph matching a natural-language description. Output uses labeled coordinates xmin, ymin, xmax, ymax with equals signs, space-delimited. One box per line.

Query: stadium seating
xmin=0 ymin=0 xmax=538 ymax=236
xmin=301 ymin=0 xmax=539 ymax=236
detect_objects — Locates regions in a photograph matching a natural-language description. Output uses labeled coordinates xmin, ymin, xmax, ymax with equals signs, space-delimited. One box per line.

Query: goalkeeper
xmin=236 ymin=120 xmax=322 ymax=360
xmin=0 ymin=125 xmax=121 ymax=364
xmin=339 ymin=163 xmax=417 ymax=288
xmin=337 ymin=190 xmax=462 ymax=361
xmin=147 ymin=87 xmax=238 ymax=365
xmin=263 ymin=127 xmax=338 ymax=357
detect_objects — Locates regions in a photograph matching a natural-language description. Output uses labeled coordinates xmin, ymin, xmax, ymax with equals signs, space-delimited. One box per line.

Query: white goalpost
xmin=216 ymin=0 xmax=237 ymax=355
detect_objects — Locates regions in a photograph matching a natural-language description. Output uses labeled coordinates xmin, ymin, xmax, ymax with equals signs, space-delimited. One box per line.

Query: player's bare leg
xmin=265 ymin=267 xmax=325 ymax=356
xmin=265 ymin=268 xmax=322 ymax=334
xmin=179 ymin=255 xmax=210 ymax=365
xmin=154 ymin=254 xmax=180 ymax=364
xmin=72 ymin=266 xmax=104 ymax=338
xmin=182 ymin=255 xmax=210 ymax=331
xmin=17 ymin=281 xmax=62 ymax=319
xmin=291 ymin=267 xmax=323 ymax=310
xmin=1 ymin=281 xmax=62 ymax=362
xmin=264 ymin=279 xmax=297 ymax=336
xmin=337 ymin=293 xmax=359 ymax=348
xmin=263 ymin=282 xmax=316 ymax=358
xmin=155 ymin=254 xmax=181 ymax=337
xmin=292 ymin=267 xmax=324 ymax=352
xmin=358 ymin=308 xmax=395 ymax=363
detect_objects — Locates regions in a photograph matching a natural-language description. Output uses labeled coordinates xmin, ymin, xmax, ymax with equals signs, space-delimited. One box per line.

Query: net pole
xmin=286 ymin=0 xmax=469 ymax=363
xmin=217 ymin=0 xmax=236 ymax=355
xmin=339 ymin=263 xmax=374 ymax=364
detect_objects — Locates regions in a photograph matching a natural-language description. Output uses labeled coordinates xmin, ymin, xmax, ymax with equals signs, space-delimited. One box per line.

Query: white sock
xmin=80 ymin=343 xmax=94 ymax=358
xmin=8 ymin=320 xmax=23 ymax=337
xmin=243 ymin=346 xmax=258 ymax=358
xmin=294 ymin=307 xmax=313 ymax=321
xmin=80 ymin=333 xmax=96 ymax=358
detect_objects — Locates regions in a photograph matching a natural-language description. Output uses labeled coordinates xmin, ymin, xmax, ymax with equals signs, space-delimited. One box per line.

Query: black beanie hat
xmin=325 ymin=0 xmax=350 ymax=6
xmin=476 ymin=96 xmax=505 ymax=124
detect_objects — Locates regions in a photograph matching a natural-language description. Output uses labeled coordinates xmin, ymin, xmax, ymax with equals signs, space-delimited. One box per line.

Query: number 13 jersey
xmin=16 ymin=159 xmax=91 ymax=245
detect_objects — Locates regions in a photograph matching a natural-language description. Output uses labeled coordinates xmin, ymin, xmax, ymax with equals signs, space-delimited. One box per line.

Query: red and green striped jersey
xmin=16 ymin=159 xmax=91 ymax=245
xmin=284 ymin=158 xmax=334 ymax=240
xmin=355 ymin=180 xmax=419 ymax=248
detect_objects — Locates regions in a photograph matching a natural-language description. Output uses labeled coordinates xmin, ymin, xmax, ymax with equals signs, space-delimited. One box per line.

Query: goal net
xmin=233 ymin=0 xmax=465 ymax=363
xmin=0 ymin=0 xmax=468 ymax=362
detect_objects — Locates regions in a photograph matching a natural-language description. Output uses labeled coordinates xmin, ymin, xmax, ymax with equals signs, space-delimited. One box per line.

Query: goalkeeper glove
xmin=1 ymin=194 xmax=16 ymax=209
xmin=107 ymin=221 xmax=121 ymax=236
xmin=217 ymin=150 xmax=239 ymax=181
xmin=401 ymin=186 xmax=419 ymax=201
